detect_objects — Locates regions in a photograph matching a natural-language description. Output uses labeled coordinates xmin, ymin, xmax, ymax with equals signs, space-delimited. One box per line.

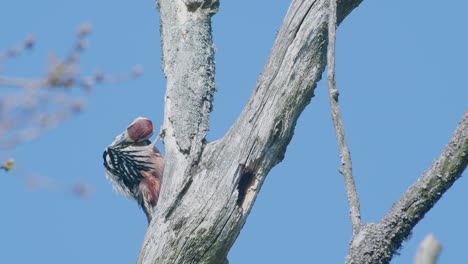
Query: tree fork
xmin=138 ymin=0 xmax=363 ymax=263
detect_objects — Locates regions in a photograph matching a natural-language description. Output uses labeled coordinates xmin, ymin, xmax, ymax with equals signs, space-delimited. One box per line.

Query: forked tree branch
xmin=327 ymin=0 xmax=361 ymax=236
xmin=139 ymin=0 xmax=363 ymax=263
xmin=138 ymin=0 xmax=465 ymax=263
xmin=347 ymin=112 xmax=468 ymax=264
xmin=137 ymin=0 xmax=467 ymax=263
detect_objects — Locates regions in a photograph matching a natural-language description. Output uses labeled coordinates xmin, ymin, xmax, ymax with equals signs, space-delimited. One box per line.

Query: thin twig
xmin=0 ymin=76 xmax=44 ymax=88
xmin=327 ymin=0 xmax=361 ymax=236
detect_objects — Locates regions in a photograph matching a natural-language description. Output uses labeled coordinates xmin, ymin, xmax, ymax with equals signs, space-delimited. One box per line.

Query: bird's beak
xmin=110 ymin=131 xmax=131 ymax=147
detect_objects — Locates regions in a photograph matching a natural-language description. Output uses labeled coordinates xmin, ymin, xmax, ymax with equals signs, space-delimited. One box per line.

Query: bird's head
xmin=110 ymin=117 xmax=154 ymax=147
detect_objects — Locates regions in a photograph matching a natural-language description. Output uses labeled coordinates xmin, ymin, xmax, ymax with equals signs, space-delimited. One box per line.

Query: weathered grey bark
xmin=138 ymin=0 xmax=362 ymax=263
xmin=346 ymin=112 xmax=468 ymax=264
xmin=137 ymin=0 xmax=467 ymax=263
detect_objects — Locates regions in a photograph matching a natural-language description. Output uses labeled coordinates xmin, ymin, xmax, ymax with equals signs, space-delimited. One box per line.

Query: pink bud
xmin=24 ymin=34 xmax=35 ymax=49
xmin=78 ymin=23 xmax=92 ymax=37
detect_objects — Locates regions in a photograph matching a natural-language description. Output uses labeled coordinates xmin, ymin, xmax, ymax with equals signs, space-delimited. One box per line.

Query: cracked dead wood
xmin=135 ymin=0 xmax=467 ymax=263
xmin=138 ymin=0 xmax=363 ymax=263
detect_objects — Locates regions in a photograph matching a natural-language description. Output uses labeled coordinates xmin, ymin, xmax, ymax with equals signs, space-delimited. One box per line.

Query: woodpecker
xmin=103 ymin=117 xmax=164 ymax=224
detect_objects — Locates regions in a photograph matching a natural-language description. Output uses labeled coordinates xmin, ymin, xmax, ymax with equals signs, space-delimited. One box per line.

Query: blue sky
xmin=1 ymin=0 xmax=467 ymax=263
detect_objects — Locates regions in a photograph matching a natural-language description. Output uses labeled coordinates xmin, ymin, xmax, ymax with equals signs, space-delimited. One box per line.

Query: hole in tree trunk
xmin=236 ymin=171 xmax=254 ymax=206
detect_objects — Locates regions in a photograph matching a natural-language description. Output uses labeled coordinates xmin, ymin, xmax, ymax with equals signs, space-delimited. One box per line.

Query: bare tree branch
xmin=327 ymin=0 xmax=361 ymax=236
xmin=347 ymin=111 xmax=468 ymax=264
xmin=414 ymin=234 xmax=442 ymax=264
xmin=157 ymin=0 xmax=219 ymax=216
xmin=139 ymin=0 xmax=363 ymax=263
xmin=0 ymin=25 xmax=141 ymax=149
xmin=138 ymin=0 xmax=466 ymax=263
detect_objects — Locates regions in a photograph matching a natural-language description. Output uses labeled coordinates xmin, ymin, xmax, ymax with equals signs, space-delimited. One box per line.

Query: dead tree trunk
xmin=137 ymin=0 xmax=467 ymax=263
